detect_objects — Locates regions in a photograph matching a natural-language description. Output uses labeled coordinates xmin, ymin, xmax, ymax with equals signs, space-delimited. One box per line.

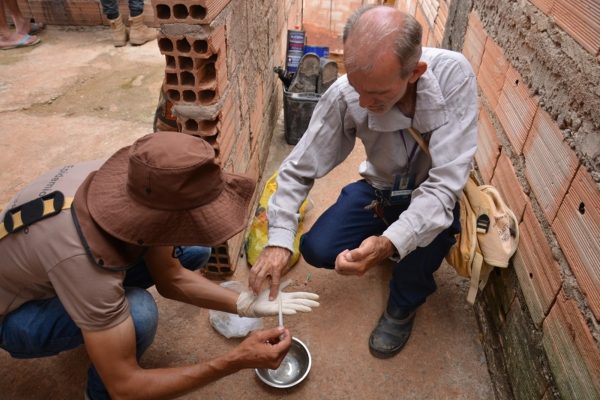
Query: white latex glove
xmin=237 ymin=279 xmax=320 ymax=318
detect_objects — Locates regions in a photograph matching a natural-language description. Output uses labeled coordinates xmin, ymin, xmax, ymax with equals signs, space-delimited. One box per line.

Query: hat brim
xmin=81 ymin=145 xmax=256 ymax=248
xmin=72 ymin=172 xmax=147 ymax=269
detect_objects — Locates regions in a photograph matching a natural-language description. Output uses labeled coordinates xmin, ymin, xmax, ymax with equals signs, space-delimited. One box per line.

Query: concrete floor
xmin=0 ymin=27 xmax=494 ymax=399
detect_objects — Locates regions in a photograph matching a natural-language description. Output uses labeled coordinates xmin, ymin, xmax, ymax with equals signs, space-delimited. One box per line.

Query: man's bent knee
xmin=126 ymin=287 xmax=158 ymax=354
xmin=300 ymin=233 xmax=337 ymax=269
xmin=175 ymin=245 xmax=211 ymax=271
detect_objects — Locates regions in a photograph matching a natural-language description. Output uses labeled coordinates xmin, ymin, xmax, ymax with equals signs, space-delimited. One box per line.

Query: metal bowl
xmin=255 ymin=337 xmax=312 ymax=388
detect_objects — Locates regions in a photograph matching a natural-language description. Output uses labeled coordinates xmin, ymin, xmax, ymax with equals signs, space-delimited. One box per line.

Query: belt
xmin=365 ymin=188 xmax=392 ymax=226
xmin=367 ymin=187 xmax=411 ymax=226
xmin=373 ymin=188 xmax=393 ymax=205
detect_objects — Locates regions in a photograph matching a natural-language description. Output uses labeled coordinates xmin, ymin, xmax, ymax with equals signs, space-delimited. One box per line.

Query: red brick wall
xmin=400 ymin=1 xmax=600 ymax=398
xmin=148 ymin=0 xmax=302 ymax=275
xmin=464 ymin=9 xmax=600 ymax=398
xmin=7 ymin=0 xmax=154 ymax=26
xmin=302 ymin=0 xmax=366 ymax=35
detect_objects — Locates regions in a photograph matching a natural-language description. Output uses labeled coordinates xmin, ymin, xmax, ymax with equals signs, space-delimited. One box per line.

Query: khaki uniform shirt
xmin=267 ymin=47 xmax=478 ymax=259
xmin=0 ymin=161 xmax=129 ymax=331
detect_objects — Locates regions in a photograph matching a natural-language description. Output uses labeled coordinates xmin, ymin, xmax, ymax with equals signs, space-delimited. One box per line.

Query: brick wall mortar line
xmin=549 ymin=164 xmax=600 ymax=345
xmin=477 ymin=103 xmax=503 ymax=189
xmin=548 ymin=155 xmax=580 ymax=227
xmin=526 ymin=188 xmax=587 ymax=313
xmin=479 ymin=91 xmax=528 ymax=222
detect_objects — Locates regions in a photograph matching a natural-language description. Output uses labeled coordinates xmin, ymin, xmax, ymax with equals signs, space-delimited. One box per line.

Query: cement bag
xmin=245 ymin=172 xmax=310 ymax=268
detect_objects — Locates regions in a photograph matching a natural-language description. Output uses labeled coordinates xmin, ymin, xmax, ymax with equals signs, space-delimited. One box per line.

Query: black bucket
xmin=282 ymin=90 xmax=321 ymax=145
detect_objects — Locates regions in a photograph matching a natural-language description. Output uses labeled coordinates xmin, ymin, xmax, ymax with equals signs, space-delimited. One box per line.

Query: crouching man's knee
xmin=126 ymin=287 xmax=158 ymax=354
xmin=299 ymin=232 xmax=337 ymax=269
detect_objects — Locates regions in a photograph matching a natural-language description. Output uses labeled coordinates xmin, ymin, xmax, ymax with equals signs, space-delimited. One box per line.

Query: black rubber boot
xmin=368 ymin=306 xmax=416 ymax=359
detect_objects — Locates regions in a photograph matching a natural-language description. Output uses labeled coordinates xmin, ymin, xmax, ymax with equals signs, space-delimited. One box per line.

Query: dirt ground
xmin=0 ymin=26 xmax=494 ymax=399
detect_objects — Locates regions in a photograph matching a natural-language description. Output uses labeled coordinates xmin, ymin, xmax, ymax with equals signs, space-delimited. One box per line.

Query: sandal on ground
xmin=368 ymin=310 xmax=416 ymax=359
xmin=29 ymin=22 xmax=46 ymax=35
xmin=0 ymin=34 xmax=41 ymax=50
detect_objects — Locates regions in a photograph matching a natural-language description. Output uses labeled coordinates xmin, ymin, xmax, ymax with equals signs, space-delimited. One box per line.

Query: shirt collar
xmin=367 ymin=67 xmax=448 ymax=133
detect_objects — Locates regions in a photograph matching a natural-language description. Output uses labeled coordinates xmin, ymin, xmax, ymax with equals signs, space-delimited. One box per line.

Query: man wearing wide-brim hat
xmin=0 ymin=132 xmax=319 ymax=400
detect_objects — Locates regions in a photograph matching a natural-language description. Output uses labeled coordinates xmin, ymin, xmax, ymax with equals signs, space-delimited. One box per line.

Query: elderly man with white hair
xmin=249 ymin=5 xmax=478 ymax=358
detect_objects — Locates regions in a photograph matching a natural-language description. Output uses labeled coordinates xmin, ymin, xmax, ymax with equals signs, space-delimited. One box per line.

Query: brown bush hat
xmin=72 ymin=132 xmax=255 ymax=268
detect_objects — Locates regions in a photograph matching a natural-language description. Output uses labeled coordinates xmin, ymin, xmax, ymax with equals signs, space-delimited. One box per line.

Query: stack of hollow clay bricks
xmin=151 ymin=0 xmax=235 ymax=277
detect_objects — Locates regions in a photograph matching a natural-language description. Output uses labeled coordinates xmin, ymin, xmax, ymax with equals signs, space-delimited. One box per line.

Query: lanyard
xmin=401 ymin=129 xmax=418 ymax=173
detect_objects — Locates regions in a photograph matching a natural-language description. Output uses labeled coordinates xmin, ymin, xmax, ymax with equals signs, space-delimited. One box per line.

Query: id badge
xmin=389 ymin=174 xmax=415 ymax=205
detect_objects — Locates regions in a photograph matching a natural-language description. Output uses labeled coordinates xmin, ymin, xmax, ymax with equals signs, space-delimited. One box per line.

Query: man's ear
xmin=408 ymin=61 xmax=427 ymax=83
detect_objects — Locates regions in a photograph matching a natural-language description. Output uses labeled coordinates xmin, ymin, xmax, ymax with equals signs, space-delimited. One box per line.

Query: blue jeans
xmin=100 ymin=0 xmax=144 ymax=20
xmin=300 ymin=180 xmax=459 ymax=313
xmin=0 ymin=246 xmax=211 ymax=400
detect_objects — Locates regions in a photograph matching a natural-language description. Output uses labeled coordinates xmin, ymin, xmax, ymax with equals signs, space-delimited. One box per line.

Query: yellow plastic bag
xmin=245 ymin=172 xmax=310 ymax=267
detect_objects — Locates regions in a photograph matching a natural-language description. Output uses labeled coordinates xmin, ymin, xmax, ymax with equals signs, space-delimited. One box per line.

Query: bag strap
xmin=0 ymin=192 xmax=73 ymax=240
xmin=407 ymin=126 xmax=488 ymax=304
xmin=406 ymin=127 xmax=491 ymax=231
xmin=463 ymin=176 xmax=493 ymax=234
xmin=406 ymin=127 xmax=430 ymax=157
xmin=467 ymin=251 xmax=484 ymax=304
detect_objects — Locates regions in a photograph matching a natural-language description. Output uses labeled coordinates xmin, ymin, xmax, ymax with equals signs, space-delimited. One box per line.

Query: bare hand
xmin=249 ymin=246 xmax=292 ymax=300
xmin=334 ymin=236 xmax=395 ymax=276
xmin=230 ymin=327 xmax=292 ymax=370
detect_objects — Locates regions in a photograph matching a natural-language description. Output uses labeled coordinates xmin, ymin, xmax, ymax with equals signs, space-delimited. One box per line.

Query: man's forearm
xmin=155 ymin=267 xmax=239 ymax=314
xmin=85 ymin=316 xmax=245 ymax=400
xmin=113 ymin=353 xmax=241 ymax=400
